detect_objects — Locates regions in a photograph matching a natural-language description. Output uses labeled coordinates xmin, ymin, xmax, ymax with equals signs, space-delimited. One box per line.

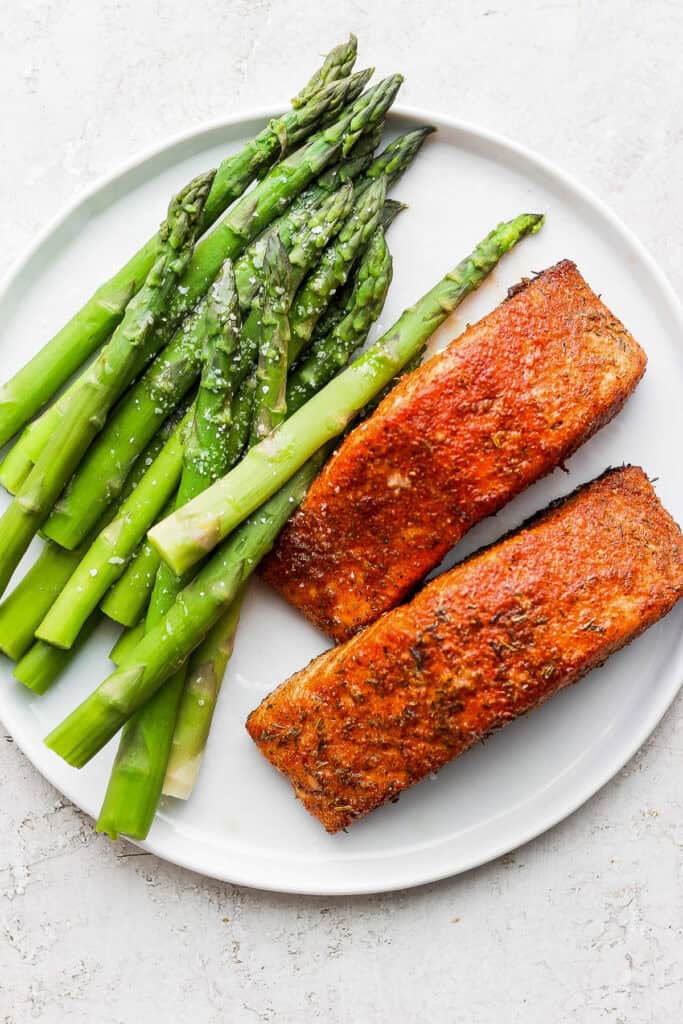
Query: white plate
xmin=1 ymin=106 xmax=682 ymax=896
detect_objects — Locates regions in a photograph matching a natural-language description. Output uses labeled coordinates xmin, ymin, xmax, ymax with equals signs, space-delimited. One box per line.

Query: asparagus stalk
xmin=292 ymin=34 xmax=358 ymax=108
xmin=286 ymin=226 xmax=393 ymax=413
xmin=0 ymin=424 xmax=170 ymax=658
xmin=0 ymin=67 xmax=384 ymax=486
xmin=100 ymin=533 xmax=164 ymax=628
xmin=109 ymin=621 xmax=146 ymax=666
xmin=287 ymin=177 xmax=387 ymax=362
xmin=251 ymin=237 xmax=293 ymax=443
xmin=45 ymin=452 xmax=329 ymax=767
xmin=150 ymin=213 xmax=545 ymax=575
xmin=0 ymin=39 xmax=361 ymax=448
xmin=163 ymin=583 xmax=247 ymax=799
xmin=224 ymin=374 xmax=256 ymax=468
xmin=172 ymin=261 xmax=243 ymax=498
xmin=95 ymin=667 xmax=187 ymax=839
xmin=0 ymin=542 xmax=82 ymax=661
xmin=42 ymin=182 xmax=355 ymax=549
xmin=35 ymin=407 xmax=194 ymax=649
xmin=0 ymin=172 xmax=214 ymax=598
xmin=356 ymin=125 xmax=435 ymax=195
xmin=14 ymin=615 xmax=100 ymax=696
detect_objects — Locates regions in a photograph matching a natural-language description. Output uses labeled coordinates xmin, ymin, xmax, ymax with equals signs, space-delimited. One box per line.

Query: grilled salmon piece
xmin=248 ymin=467 xmax=683 ymax=833
xmin=261 ymin=260 xmax=647 ymax=642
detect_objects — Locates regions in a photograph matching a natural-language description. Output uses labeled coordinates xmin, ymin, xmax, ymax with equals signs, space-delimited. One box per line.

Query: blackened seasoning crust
xmin=248 ymin=468 xmax=683 ymax=832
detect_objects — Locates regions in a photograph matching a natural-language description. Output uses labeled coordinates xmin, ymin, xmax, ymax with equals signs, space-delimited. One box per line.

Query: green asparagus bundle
xmin=0 ymin=172 xmax=215 ymax=598
xmin=150 ymin=213 xmax=544 ymax=576
xmin=0 ymin=36 xmax=361 ymax=449
xmin=46 ymin=213 xmax=544 ymax=769
xmin=42 ymin=183 xmax=355 ymax=549
xmin=287 ymin=177 xmax=387 ymax=362
xmin=0 ymin=71 xmax=396 ymax=494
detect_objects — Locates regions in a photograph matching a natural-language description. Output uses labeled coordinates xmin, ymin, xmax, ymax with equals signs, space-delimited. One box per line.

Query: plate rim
xmin=1 ymin=102 xmax=681 ymax=896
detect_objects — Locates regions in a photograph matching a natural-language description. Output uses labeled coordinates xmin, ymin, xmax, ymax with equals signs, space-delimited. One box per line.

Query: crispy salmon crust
xmin=261 ymin=260 xmax=647 ymax=642
xmin=247 ymin=467 xmax=683 ymax=833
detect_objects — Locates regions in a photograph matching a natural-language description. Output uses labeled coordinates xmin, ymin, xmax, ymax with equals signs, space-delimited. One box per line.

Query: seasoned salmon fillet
xmin=261 ymin=260 xmax=647 ymax=642
xmin=248 ymin=467 xmax=683 ymax=832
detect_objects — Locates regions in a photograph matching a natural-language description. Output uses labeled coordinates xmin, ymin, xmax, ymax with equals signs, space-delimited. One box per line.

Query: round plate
xmin=1 ymin=107 xmax=682 ymax=895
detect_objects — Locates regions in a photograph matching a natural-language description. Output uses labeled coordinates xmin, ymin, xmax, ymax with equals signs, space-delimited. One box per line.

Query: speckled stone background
xmin=1 ymin=2 xmax=682 ymax=1021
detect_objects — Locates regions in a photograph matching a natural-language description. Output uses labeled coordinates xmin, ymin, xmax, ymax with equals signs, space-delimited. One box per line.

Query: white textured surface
xmin=1 ymin=1 xmax=682 ymax=1020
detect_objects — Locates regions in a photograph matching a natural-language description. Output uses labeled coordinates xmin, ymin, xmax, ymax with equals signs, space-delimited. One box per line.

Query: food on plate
xmin=247 ymin=467 xmax=683 ymax=832
xmin=261 ymin=260 xmax=647 ymax=642
xmin=6 ymin=31 xmax=670 ymax=860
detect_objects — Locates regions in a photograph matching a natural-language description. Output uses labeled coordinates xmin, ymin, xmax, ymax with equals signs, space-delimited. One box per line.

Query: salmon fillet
xmin=262 ymin=260 xmax=647 ymax=642
xmin=247 ymin=467 xmax=683 ymax=833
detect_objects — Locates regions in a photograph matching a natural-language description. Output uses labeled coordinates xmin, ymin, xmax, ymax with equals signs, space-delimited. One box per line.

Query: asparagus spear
xmin=292 ymin=34 xmax=358 ymax=108
xmin=45 ymin=452 xmax=330 ymax=767
xmin=251 ymin=237 xmax=293 ymax=443
xmin=109 ymin=621 xmax=146 ymax=666
xmin=0 ymin=371 xmax=86 ymax=493
xmin=0 ymin=543 xmax=82 ymax=661
xmin=42 ymin=182 xmax=356 ymax=549
xmin=286 ymin=226 xmax=393 ymax=413
xmin=100 ymin=529 xmax=165 ymax=628
xmin=150 ymin=213 xmax=545 ymax=575
xmin=0 ymin=423 xmax=170 ymax=658
xmin=355 ymin=125 xmax=435 ymax=195
xmin=96 ymin=666 xmax=187 ymax=839
xmin=0 ymin=68 xmax=385 ymax=491
xmin=224 ymin=374 xmax=256 ymax=468
xmin=163 ymin=583 xmax=247 ymax=799
xmin=35 ymin=407 xmax=194 ymax=649
xmin=0 ymin=172 xmax=214 ymax=598
xmin=287 ymin=177 xmax=387 ymax=362
xmin=0 ymin=39 xmax=361 ymax=448
xmin=14 ymin=615 xmax=100 ymax=696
